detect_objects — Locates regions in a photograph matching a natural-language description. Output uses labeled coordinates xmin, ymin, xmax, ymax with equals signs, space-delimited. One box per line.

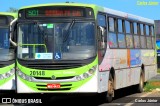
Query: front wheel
xmin=106 ymin=74 xmax=114 ymax=103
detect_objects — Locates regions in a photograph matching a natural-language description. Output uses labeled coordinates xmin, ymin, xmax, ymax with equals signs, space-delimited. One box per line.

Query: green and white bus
xmin=11 ymin=3 xmax=157 ymax=102
xmin=0 ymin=12 xmax=17 ymax=90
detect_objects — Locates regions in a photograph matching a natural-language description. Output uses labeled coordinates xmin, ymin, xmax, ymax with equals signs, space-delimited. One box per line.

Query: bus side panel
xmin=99 ymin=49 xmax=130 ymax=90
xmin=98 ymin=71 xmax=109 ymax=93
xmin=133 ymin=67 xmax=141 ymax=85
xmin=115 ymin=69 xmax=125 ymax=89
xmin=141 ymin=50 xmax=157 ymax=81
xmin=98 ymin=49 xmax=128 ymax=72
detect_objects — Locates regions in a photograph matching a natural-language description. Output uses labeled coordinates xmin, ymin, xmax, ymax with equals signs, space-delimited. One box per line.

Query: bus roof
xmin=20 ymin=3 xmax=99 ymax=9
xmin=19 ymin=2 xmax=154 ymax=24
xmin=0 ymin=12 xmax=18 ymax=18
xmin=103 ymin=8 xmax=154 ymax=24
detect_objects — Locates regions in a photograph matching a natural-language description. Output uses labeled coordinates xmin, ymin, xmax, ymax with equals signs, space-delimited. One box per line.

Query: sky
xmin=0 ymin=0 xmax=160 ymax=20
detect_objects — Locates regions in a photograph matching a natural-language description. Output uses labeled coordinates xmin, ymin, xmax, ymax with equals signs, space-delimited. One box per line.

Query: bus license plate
xmin=47 ymin=84 xmax=61 ymax=89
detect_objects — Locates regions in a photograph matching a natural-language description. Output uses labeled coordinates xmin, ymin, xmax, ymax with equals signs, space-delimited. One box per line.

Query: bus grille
xmin=36 ymin=84 xmax=72 ymax=91
xmin=34 ymin=76 xmax=74 ymax=80
xmin=25 ymin=63 xmax=83 ymax=70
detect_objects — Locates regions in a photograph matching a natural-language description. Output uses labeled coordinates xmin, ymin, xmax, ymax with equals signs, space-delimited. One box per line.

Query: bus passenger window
xmin=108 ymin=17 xmax=115 ymax=32
xmin=118 ymin=19 xmax=123 ymax=33
xmin=133 ymin=23 xmax=140 ymax=48
xmin=109 ymin=33 xmax=117 ymax=48
xmin=140 ymin=24 xmax=144 ymax=35
xmin=133 ymin=23 xmax=138 ymax=35
xmin=125 ymin=21 xmax=131 ymax=33
xmin=140 ymin=24 xmax=146 ymax=48
xmin=118 ymin=33 xmax=126 ymax=48
xmin=145 ymin=25 xmax=149 ymax=36
xmin=146 ymin=25 xmax=152 ymax=49
xmin=150 ymin=26 xmax=155 ymax=48
xmin=117 ymin=19 xmax=126 ymax=48
xmin=134 ymin=36 xmax=140 ymax=48
xmin=126 ymin=34 xmax=133 ymax=48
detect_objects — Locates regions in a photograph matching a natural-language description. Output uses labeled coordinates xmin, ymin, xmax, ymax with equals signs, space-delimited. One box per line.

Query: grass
xmin=144 ymin=68 xmax=160 ymax=92
xmin=144 ymin=80 xmax=160 ymax=92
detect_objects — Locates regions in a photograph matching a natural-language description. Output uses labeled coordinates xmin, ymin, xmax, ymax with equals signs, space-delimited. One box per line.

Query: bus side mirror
xmin=9 ymin=18 xmax=17 ymax=47
xmin=98 ymin=26 xmax=106 ymax=49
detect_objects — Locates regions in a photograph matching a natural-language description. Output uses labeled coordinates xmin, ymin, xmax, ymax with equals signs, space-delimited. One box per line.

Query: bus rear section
xmin=0 ymin=12 xmax=17 ymax=90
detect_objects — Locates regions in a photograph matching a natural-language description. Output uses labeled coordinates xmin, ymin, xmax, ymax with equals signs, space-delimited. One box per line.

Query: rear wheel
xmin=137 ymin=73 xmax=144 ymax=93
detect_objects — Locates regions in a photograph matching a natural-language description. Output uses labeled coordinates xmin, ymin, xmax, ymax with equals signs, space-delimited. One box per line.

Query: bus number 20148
xmin=30 ymin=71 xmax=45 ymax=76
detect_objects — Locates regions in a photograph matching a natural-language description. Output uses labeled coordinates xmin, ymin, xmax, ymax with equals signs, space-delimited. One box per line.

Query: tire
xmin=137 ymin=73 xmax=144 ymax=93
xmin=106 ymin=74 xmax=114 ymax=103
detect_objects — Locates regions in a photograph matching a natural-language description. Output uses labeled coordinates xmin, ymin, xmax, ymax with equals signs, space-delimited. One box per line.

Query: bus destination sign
xmin=26 ymin=7 xmax=85 ymax=18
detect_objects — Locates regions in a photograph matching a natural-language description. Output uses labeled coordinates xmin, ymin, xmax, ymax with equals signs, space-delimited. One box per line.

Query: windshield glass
xmin=17 ymin=22 xmax=96 ymax=60
xmin=0 ymin=28 xmax=14 ymax=61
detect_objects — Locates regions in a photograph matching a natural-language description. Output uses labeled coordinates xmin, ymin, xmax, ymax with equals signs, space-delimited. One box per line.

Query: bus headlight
xmin=89 ymin=67 xmax=96 ymax=74
xmin=75 ymin=76 xmax=82 ymax=81
xmin=0 ymin=68 xmax=15 ymax=80
xmin=17 ymin=69 xmax=34 ymax=82
xmin=25 ymin=76 xmax=33 ymax=82
xmin=10 ymin=68 xmax=15 ymax=74
xmin=75 ymin=65 xmax=97 ymax=81
xmin=17 ymin=70 xmax=23 ymax=76
xmin=4 ymin=73 xmax=11 ymax=78
xmin=83 ymin=73 xmax=89 ymax=79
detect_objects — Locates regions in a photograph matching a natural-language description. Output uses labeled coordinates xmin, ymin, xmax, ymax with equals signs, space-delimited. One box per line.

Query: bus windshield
xmin=0 ymin=28 xmax=14 ymax=61
xmin=17 ymin=21 xmax=96 ymax=60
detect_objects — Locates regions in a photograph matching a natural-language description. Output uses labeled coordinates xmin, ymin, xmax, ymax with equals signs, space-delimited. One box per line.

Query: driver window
xmin=97 ymin=14 xmax=106 ymax=27
xmin=97 ymin=13 xmax=107 ymax=41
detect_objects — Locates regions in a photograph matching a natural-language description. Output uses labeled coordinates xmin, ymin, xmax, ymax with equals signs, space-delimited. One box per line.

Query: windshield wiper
xmin=63 ymin=19 xmax=75 ymax=42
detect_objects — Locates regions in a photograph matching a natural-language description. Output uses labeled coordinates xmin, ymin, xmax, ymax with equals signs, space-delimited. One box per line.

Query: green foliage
xmin=144 ymin=81 xmax=160 ymax=92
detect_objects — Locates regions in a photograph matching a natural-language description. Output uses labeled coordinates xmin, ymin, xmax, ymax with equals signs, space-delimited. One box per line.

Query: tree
xmin=7 ymin=7 xmax=18 ymax=13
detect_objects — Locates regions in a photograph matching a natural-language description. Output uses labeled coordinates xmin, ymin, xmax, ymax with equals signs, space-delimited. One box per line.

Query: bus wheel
xmin=137 ymin=73 xmax=144 ymax=93
xmin=106 ymin=74 xmax=114 ymax=103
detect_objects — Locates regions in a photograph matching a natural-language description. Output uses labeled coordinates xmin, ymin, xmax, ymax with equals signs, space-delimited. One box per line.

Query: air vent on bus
xmin=25 ymin=63 xmax=83 ymax=70
xmin=37 ymin=88 xmax=71 ymax=91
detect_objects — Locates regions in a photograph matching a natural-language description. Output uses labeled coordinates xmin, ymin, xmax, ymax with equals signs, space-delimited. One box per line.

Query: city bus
xmin=0 ymin=12 xmax=17 ymax=91
xmin=10 ymin=3 xmax=157 ymax=102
